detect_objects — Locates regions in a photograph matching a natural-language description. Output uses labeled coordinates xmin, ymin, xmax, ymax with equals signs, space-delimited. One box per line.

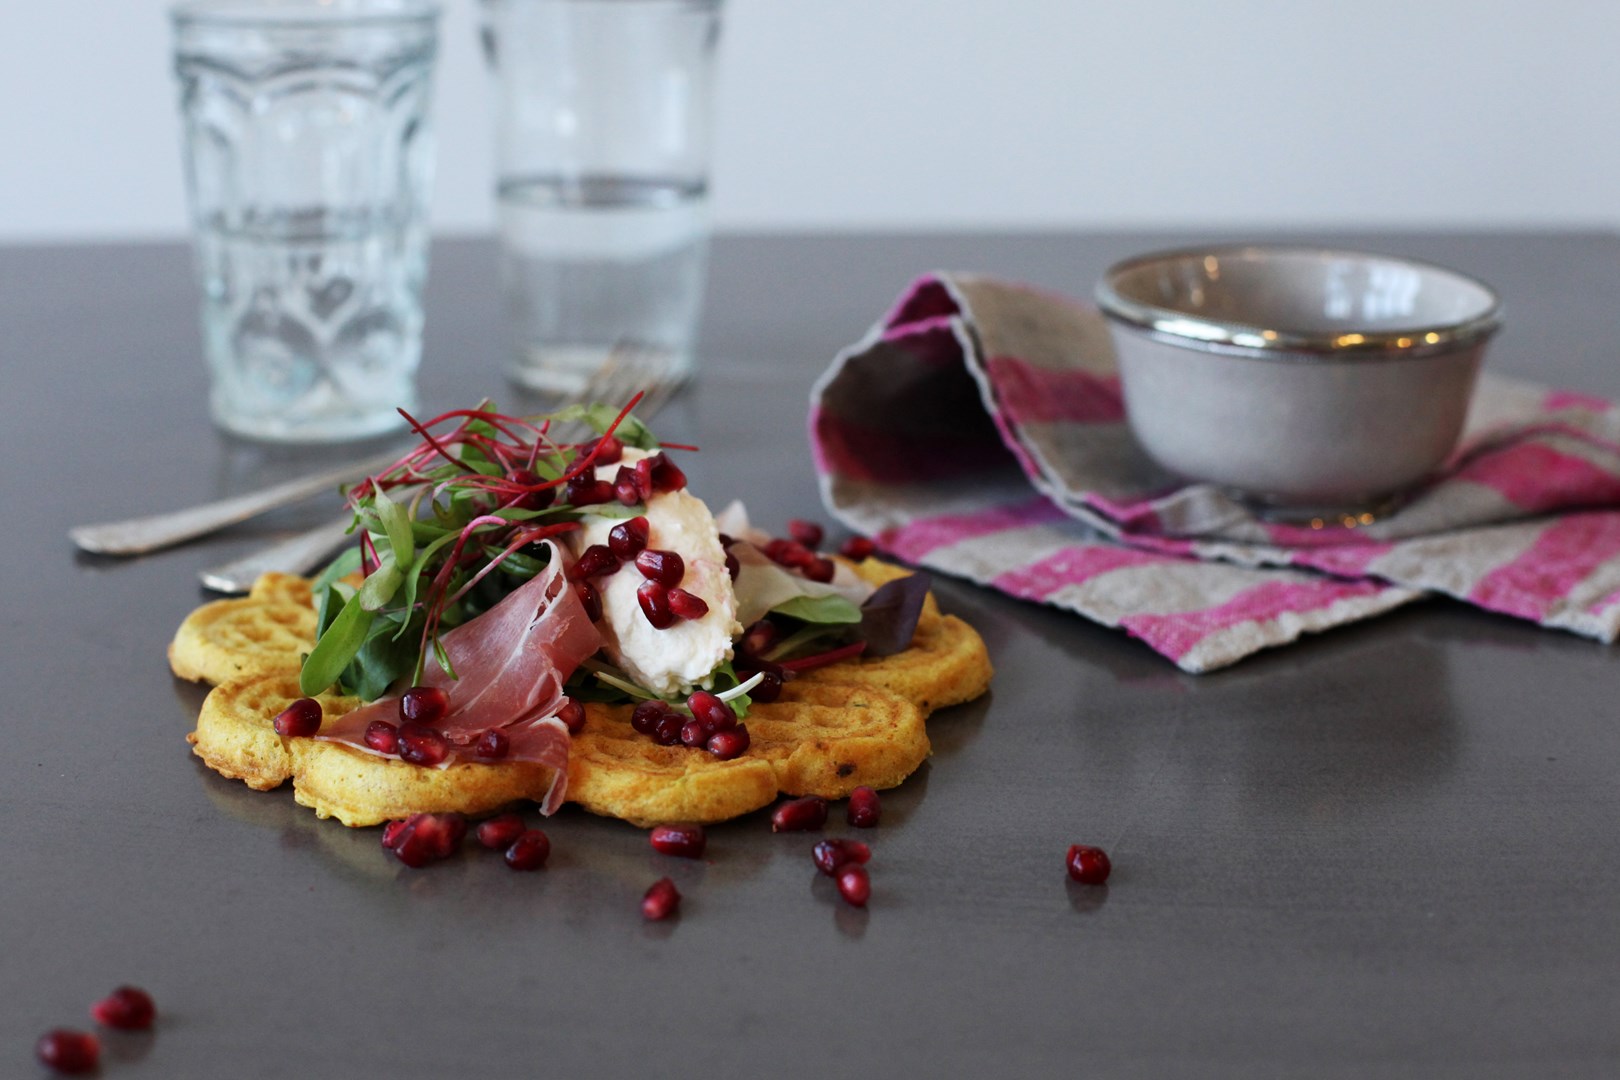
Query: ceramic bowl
xmin=1095 ymin=245 xmax=1502 ymax=518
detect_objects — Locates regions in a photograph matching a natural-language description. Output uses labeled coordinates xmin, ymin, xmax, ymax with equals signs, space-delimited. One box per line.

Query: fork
xmin=196 ymin=347 xmax=682 ymax=593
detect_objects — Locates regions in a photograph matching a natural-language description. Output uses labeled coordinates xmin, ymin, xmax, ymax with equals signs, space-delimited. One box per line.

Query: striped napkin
xmin=809 ymin=273 xmax=1620 ymax=672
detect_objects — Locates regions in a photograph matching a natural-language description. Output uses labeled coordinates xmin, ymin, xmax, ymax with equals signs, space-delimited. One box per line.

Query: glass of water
xmin=172 ymin=0 xmax=440 ymax=442
xmin=480 ymin=0 xmax=723 ymax=394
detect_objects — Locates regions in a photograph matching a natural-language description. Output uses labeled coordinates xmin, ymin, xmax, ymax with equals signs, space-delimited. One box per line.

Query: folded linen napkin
xmin=810 ymin=273 xmax=1620 ymax=672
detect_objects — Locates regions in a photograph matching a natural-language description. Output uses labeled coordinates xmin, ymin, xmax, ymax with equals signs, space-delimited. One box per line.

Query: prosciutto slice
xmin=315 ymin=541 xmax=603 ymax=813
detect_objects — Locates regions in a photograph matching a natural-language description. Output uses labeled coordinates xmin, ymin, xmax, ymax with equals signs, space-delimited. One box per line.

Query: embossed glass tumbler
xmin=481 ymin=0 xmax=723 ymax=394
xmin=172 ymin=0 xmax=440 ymax=442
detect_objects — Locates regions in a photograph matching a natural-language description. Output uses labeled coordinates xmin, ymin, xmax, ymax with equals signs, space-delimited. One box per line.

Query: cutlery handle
xmin=68 ymin=448 xmax=400 ymax=555
xmin=198 ymin=516 xmax=358 ymax=594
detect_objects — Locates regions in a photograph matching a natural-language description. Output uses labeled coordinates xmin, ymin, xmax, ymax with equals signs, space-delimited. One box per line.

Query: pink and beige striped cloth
xmin=809 ymin=273 xmax=1620 ymax=672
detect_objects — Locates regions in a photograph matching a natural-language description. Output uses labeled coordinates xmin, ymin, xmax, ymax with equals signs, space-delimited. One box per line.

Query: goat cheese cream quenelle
xmin=565 ymin=447 xmax=743 ymax=696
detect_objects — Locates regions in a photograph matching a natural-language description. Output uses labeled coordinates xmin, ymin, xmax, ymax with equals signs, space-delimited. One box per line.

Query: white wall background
xmin=2 ymin=0 xmax=1617 ymax=242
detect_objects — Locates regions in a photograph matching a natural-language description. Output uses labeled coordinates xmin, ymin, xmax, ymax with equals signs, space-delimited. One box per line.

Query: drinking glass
xmin=480 ymin=0 xmax=723 ymax=393
xmin=172 ymin=0 xmax=440 ymax=442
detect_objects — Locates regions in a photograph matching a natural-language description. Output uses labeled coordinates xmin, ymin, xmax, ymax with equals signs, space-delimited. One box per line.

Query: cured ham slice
xmin=315 ymin=542 xmax=603 ymax=812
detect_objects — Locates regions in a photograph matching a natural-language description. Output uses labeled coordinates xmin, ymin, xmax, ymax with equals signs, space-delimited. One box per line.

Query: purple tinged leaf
xmin=858 ymin=571 xmax=932 ymax=656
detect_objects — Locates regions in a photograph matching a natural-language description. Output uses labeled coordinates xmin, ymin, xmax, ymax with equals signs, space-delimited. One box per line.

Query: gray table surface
xmin=3 ymin=232 xmax=1618 ymax=1079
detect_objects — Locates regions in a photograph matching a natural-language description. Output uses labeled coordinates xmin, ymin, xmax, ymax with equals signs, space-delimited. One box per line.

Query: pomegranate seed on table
xmin=840 ymin=535 xmax=876 ymax=560
xmin=608 ymin=515 xmax=650 ymax=558
xmin=667 ymin=588 xmax=709 ymax=620
xmin=474 ymin=728 xmax=510 ymax=760
xmin=554 ymin=696 xmax=586 ymax=733
xmin=706 ymin=725 xmax=750 ymax=759
xmin=476 ymin=813 xmax=526 ymax=850
xmin=637 ymin=580 xmax=676 ymax=629
xmin=642 ymin=877 xmax=681 ymax=920
xmin=788 ymin=518 xmax=824 ymax=548
xmin=35 ymin=1029 xmax=99 ymax=1074
xmin=649 ymin=824 xmax=707 ymax=858
xmin=576 ymin=579 xmax=603 ymax=622
xmin=571 ymin=543 xmax=620 ymax=580
xmin=381 ymin=819 xmax=410 ymax=849
xmin=1066 ymin=844 xmax=1112 ymax=885
xmin=686 ymin=691 xmax=735 ymax=731
xmin=387 ymin=812 xmax=466 ymax=868
xmin=399 ymin=685 xmax=449 ymax=725
xmin=846 ymin=786 xmax=881 ymax=828
xmin=272 ymin=697 xmax=322 ymax=737
xmin=397 ymin=723 xmax=450 ymax=766
xmin=90 ymin=985 xmax=156 ymax=1031
xmin=505 ymin=830 xmax=551 ymax=871
xmin=634 ymin=548 xmax=685 ymax=586
xmin=771 ymin=796 xmax=829 ymax=832
xmin=836 ymin=864 xmax=871 ymax=907
xmin=363 ymin=719 xmax=400 ymax=754
xmin=813 ymin=838 xmax=872 ymax=876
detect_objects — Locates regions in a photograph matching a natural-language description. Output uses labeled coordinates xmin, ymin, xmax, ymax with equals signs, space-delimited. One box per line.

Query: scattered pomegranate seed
xmin=725 ymin=549 xmax=739 ymax=580
xmin=637 ymin=580 xmax=676 ymax=629
xmin=634 ymin=548 xmax=685 ymax=586
xmin=609 ymin=515 xmax=650 ymax=558
xmin=747 ymin=671 xmax=784 ymax=703
xmin=476 ymin=812 xmax=526 ymax=850
xmin=836 ymin=863 xmax=871 ymax=906
xmin=741 ymin=619 xmax=778 ymax=657
xmin=272 ymin=697 xmax=322 ymax=737
xmin=505 ymin=830 xmax=551 ymax=870
xmin=652 ymin=712 xmax=684 ymax=746
xmin=641 ymin=877 xmax=681 ymax=920
xmin=554 ymin=696 xmax=586 ymax=733
xmin=788 ymin=519 xmax=824 ymax=548
xmin=631 ymin=699 xmax=671 ymax=735
xmin=565 ymin=475 xmax=616 ymax=507
xmin=706 ymin=724 xmax=750 ymax=760
xmin=679 ymin=719 xmax=707 ymax=747
xmin=647 ymin=452 xmax=687 ymax=492
xmin=90 ymin=986 xmax=155 ymax=1031
xmin=576 ymin=579 xmax=603 ymax=622
xmin=771 ymin=796 xmax=828 ymax=832
xmin=35 ymin=1029 xmax=99 ymax=1074
xmin=386 ymin=812 xmax=466 ymax=868
xmin=803 ymin=557 xmax=836 ymax=583
xmin=506 ymin=468 xmax=555 ymax=512
xmin=400 ymin=685 xmax=449 ymax=725
xmin=363 ymin=719 xmax=400 ymax=754
xmin=840 ymin=535 xmax=876 ymax=560
xmin=667 ymin=588 xmax=709 ymax=621
xmin=396 ymin=723 xmax=450 ymax=767
xmin=847 ymin=786 xmax=881 ymax=828
xmin=812 ymin=838 xmax=872 ymax=876
xmin=593 ymin=434 xmax=624 ymax=465
xmin=474 ymin=728 xmax=510 ymax=760
xmin=649 ymin=824 xmax=707 ymax=858
xmin=1066 ymin=844 xmax=1112 ymax=885
xmin=764 ymin=538 xmax=815 ymax=570
xmin=381 ymin=819 xmax=410 ymax=849
xmin=686 ymin=691 xmax=736 ymax=731
xmin=572 ymin=543 xmax=620 ymax=580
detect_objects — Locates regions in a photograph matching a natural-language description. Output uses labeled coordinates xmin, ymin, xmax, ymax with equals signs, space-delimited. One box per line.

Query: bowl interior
xmin=1104 ymin=247 xmax=1498 ymax=338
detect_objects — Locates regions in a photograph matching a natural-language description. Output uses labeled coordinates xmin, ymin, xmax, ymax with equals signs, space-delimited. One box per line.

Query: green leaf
xmin=311 ymin=545 xmax=362 ymax=594
xmin=373 ymin=490 xmax=416 ymax=570
xmin=300 ymin=586 xmax=377 ymax=696
xmin=771 ymin=594 xmax=863 ymax=624
xmin=343 ymin=616 xmax=418 ymax=700
xmin=356 ymin=552 xmax=404 ymax=611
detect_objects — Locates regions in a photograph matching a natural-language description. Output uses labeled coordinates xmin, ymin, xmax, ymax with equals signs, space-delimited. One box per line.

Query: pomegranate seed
xmin=507 ymin=469 xmax=555 ymax=512
xmin=565 ymin=474 xmax=616 ymax=507
xmin=641 ymin=877 xmax=681 ymax=920
xmin=836 ymin=863 xmax=871 ymax=907
xmin=653 ymin=712 xmax=684 ymax=746
xmin=593 ymin=434 xmax=624 ymax=464
xmin=272 ymin=697 xmax=322 ymax=737
xmin=396 ymin=723 xmax=450 ymax=767
xmin=763 ymin=537 xmax=813 ymax=569
xmin=505 ymin=830 xmax=551 ymax=870
xmin=679 ymin=719 xmax=708 ymax=747
xmin=554 ymin=696 xmax=586 ymax=733
xmin=400 ymin=685 xmax=449 ymax=725
xmin=381 ymin=819 xmax=409 ymax=849
xmin=634 ymin=548 xmax=685 ymax=586
xmin=637 ymin=580 xmax=676 ymax=629
xmin=667 ymin=588 xmax=709 ymax=621
xmin=847 ymin=786 xmax=881 ymax=828
xmin=741 ymin=620 xmax=778 ymax=657
xmin=804 ymin=557 xmax=837 ymax=583
xmin=648 ymin=452 xmax=687 ymax=493
xmin=649 ymin=823 xmax=707 ymax=858
xmin=35 ymin=1029 xmax=99 ymax=1074
xmin=813 ymin=838 xmax=872 ymax=875
xmin=613 ymin=471 xmax=642 ymax=507
xmin=363 ymin=719 xmax=400 ymax=755
xmin=747 ymin=671 xmax=784 ymax=703
xmin=576 ymin=579 xmax=603 ymax=622
xmin=633 ymin=457 xmax=657 ymax=499
xmin=572 ymin=543 xmax=620 ymax=580
xmin=631 ymin=699 xmax=670 ymax=735
xmin=476 ymin=812 xmax=526 ymax=850
xmin=771 ymin=796 xmax=828 ymax=832
xmin=90 ymin=986 xmax=155 ymax=1031
xmin=840 ymin=535 xmax=876 ymax=560
xmin=788 ymin=518 xmax=824 ymax=548
xmin=386 ymin=812 xmax=466 ymax=868
xmin=706 ymin=724 xmax=750 ymax=760
xmin=725 ymin=549 xmax=739 ymax=580
xmin=608 ymin=515 xmax=650 ymax=558
xmin=474 ymin=728 xmax=510 ymax=760
xmin=1066 ymin=844 xmax=1112 ymax=885
xmin=687 ymin=691 xmax=736 ymax=731
xmin=717 ymin=532 xmax=735 ymax=548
